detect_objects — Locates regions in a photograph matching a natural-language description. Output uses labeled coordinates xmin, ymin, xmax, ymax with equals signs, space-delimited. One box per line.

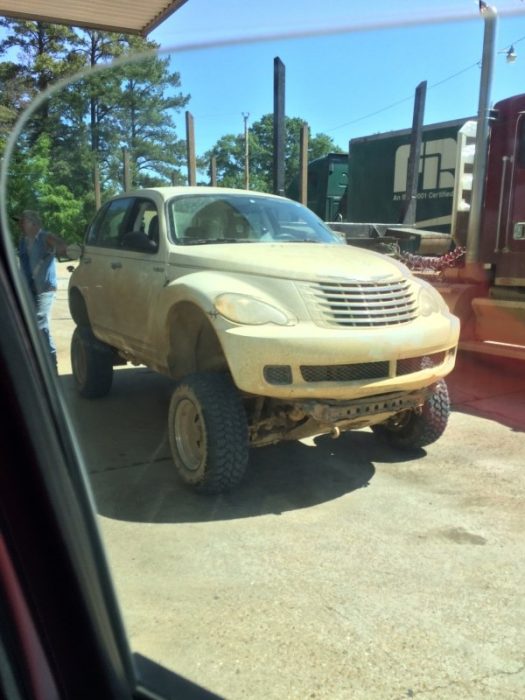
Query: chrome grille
xmin=301 ymin=279 xmax=418 ymax=328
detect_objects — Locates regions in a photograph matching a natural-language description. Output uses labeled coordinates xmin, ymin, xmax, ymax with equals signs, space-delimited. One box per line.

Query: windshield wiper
xmin=276 ymin=238 xmax=320 ymax=243
xmin=212 ymin=237 xmax=255 ymax=243
xmin=182 ymin=237 xmax=255 ymax=245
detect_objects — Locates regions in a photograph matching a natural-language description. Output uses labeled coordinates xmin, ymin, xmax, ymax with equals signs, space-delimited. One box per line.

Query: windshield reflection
xmin=168 ymin=192 xmax=343 ymax=244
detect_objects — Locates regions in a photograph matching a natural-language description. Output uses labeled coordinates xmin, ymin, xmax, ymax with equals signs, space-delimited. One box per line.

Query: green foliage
xmin=0 ymin=61 xmax=33 ymax=149
xmin=6 ymin=133 xmax=85 ymax=242
xmin=198 ymin=133 xmax=244 ymax=188
xmin=2 ymin=20 xmax=339 ymax=243
xmin=203 ymin=114 xmax=340 ymax=192
xmin=1 ymin=20 xmax=190 ymax=241
xmin=113 ymin=52 xmax=189 ymax=187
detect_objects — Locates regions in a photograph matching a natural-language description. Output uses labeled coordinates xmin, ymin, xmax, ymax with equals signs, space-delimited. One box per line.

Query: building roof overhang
xmin=0 ymin=0 xmax=188 ymax=36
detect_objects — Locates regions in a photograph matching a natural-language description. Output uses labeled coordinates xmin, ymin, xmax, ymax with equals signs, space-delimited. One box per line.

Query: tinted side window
xmin=88 ymin=198 xmax=134 ymax=248
xmin=85 ymin=205 xmax=107 ymax=245
xmin=120 ymin=199 xmax=160 ymax=253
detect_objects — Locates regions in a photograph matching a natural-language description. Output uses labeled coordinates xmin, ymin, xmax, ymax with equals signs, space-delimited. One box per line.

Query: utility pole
xmin=210 ymin=155 xmax=217 ymax=186
xmin=185 ymin=111 xmax=196 ymax=186
xmin=299 ymin=123 xmax=309 ymax=205
xmin=402 ymin=80 xmax=427 ymax=226
xmin=122 ymin=147 xmax=131 ymax=191
xmin=242 ymin=112 xmax=250 ymax=190
xmin=93 ymin=161 xmax=101 ymax=210
xmin=273 ymin=57 xmax=286 ymax=196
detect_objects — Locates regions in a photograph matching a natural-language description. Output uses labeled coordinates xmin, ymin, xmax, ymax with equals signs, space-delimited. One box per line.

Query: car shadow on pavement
xmin=58 ymin=368 xmax=425 ymax=525
xmin=87 ymin=435 xmax=424 ymax=525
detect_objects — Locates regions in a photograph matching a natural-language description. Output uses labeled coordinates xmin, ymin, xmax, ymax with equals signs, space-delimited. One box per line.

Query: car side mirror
xmin=65 ymin=243 xmax=82 ymax=260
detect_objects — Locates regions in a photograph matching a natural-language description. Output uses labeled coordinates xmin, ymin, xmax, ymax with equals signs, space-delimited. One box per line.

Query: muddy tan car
xmin=68 ymin=187 xmax=459 ymax=492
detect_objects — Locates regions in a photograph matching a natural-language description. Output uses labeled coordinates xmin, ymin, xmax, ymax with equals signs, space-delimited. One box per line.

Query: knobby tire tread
xmin=71 ymin=326 xmax=113 ymax=399
xmin=373 ymin=379 xmax=450 ymax=450
xmin=171 ymin=372 xmax=249 ymax=494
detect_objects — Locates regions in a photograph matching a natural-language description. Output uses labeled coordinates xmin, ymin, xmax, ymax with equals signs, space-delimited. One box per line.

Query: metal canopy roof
xmin=0 ymin=0 xmax=188 ymax=36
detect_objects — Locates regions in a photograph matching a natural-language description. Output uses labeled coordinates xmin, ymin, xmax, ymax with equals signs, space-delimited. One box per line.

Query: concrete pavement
xmin=52 ymin=263 xmax=525 ymax=699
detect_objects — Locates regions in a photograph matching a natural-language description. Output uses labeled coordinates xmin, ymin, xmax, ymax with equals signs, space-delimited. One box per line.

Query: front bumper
xmin=217 ymin=312 xmax=459 ymax=399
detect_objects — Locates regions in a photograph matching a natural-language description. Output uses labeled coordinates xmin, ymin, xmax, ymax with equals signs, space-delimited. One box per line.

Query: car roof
xmin=114 ymin=186 xmax=289 ymax=202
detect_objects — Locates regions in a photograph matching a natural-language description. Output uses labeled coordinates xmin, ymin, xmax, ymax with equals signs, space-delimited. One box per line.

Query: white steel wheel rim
xmin=174 ymin=397 xmax=205 ymax=472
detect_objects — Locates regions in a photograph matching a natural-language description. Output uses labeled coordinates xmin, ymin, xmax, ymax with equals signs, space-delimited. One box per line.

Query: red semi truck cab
xmin=441 ymin=93 xmax=525 ymax=357
xmin=481 ymin=93 xmax=525 ymax=283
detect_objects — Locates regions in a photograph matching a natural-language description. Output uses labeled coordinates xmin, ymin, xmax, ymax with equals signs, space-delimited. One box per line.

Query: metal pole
xmin=402 ymin=81 xmax=427 ymax=226
xmin=465 ymin=4 xmax=497 ymax=265
xmin=242 ymin=112 xmax=250 ymax=190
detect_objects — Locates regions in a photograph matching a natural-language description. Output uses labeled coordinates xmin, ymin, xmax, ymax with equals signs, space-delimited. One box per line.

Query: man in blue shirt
xmin=17 ymin=210 xmax=68 ymax=371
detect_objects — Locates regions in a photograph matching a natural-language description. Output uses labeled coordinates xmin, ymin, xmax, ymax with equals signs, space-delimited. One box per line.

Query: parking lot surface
xmin=53 ymin=264 xmax=525 ymax=699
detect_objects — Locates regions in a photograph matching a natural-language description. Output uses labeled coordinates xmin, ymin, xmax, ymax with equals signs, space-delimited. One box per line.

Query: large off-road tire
xmin=168 ymin=372 xmax=249 ymax=494
xmin=372 ymin=379 xmax=450 ymax=449
xmin=71 ymin=326 xmax=114 ymax=399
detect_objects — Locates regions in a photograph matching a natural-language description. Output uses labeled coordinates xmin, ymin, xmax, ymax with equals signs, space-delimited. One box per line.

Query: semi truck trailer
xmin=289 ymin=117 xmax=471 ymax=235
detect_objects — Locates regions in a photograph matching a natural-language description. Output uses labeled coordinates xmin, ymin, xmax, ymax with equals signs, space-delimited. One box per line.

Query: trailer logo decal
xmin=393 ymin=138 xmax=456 ymax=199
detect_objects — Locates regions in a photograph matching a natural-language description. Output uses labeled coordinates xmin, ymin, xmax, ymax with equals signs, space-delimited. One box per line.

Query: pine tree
xmin=113 ymin=45 xmax=189 ymax=187
xmin=3 ymin=23 xmax=191 ymax=238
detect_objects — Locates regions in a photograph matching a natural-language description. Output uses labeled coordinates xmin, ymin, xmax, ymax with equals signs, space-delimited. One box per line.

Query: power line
xmin=326 ymin=32 xmax=525 ymax=134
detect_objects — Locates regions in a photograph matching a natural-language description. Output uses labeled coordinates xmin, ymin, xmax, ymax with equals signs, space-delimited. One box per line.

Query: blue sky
xmin=148 ymin=0 xmax=525 ymax=154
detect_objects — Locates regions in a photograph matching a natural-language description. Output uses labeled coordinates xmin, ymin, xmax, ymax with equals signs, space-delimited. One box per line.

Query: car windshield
xmin=168 ymin=193 xmax=343 ymax=244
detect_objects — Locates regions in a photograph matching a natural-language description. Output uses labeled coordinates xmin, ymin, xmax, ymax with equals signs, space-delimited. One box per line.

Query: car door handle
xmin=110 ymin=261 xmax=122 ymax=270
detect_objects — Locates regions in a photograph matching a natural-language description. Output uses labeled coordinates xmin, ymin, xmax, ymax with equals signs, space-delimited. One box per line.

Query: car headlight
xmin=417 ymin=281 xmax=448 ymax=316
xmin=214 ymin=293 xmax=296 ymax=325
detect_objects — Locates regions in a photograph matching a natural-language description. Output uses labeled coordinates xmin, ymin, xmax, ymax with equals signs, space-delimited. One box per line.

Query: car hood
xmin=169 ymin=242 xmax=408 ymax=282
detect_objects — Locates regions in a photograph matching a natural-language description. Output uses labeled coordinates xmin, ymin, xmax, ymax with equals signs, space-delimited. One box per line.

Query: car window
xmin=169 ymin=193 xmax=341 ymax=243
xmin=85 ymin=204 xmax=108 ymax=245
xmin=89 ymin=198 xmax=135 ymax=248
xmin=120 ymin=199 xmax=160 ymax=252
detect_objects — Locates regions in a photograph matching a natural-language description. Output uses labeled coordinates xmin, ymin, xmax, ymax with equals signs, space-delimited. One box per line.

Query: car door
xmin=79 ymin=196 xmax=136 ymax=344
xmin=106 ymin=196 xmax=167 ymax=361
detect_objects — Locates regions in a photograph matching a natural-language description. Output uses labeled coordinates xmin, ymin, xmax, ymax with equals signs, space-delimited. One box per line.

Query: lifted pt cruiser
xmin=69 ymin=187 xmax=459 ymax=493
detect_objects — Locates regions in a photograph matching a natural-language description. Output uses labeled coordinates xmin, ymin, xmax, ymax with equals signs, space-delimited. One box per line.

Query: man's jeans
xmin=36 ymin=291 xmax=57 ymax=367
